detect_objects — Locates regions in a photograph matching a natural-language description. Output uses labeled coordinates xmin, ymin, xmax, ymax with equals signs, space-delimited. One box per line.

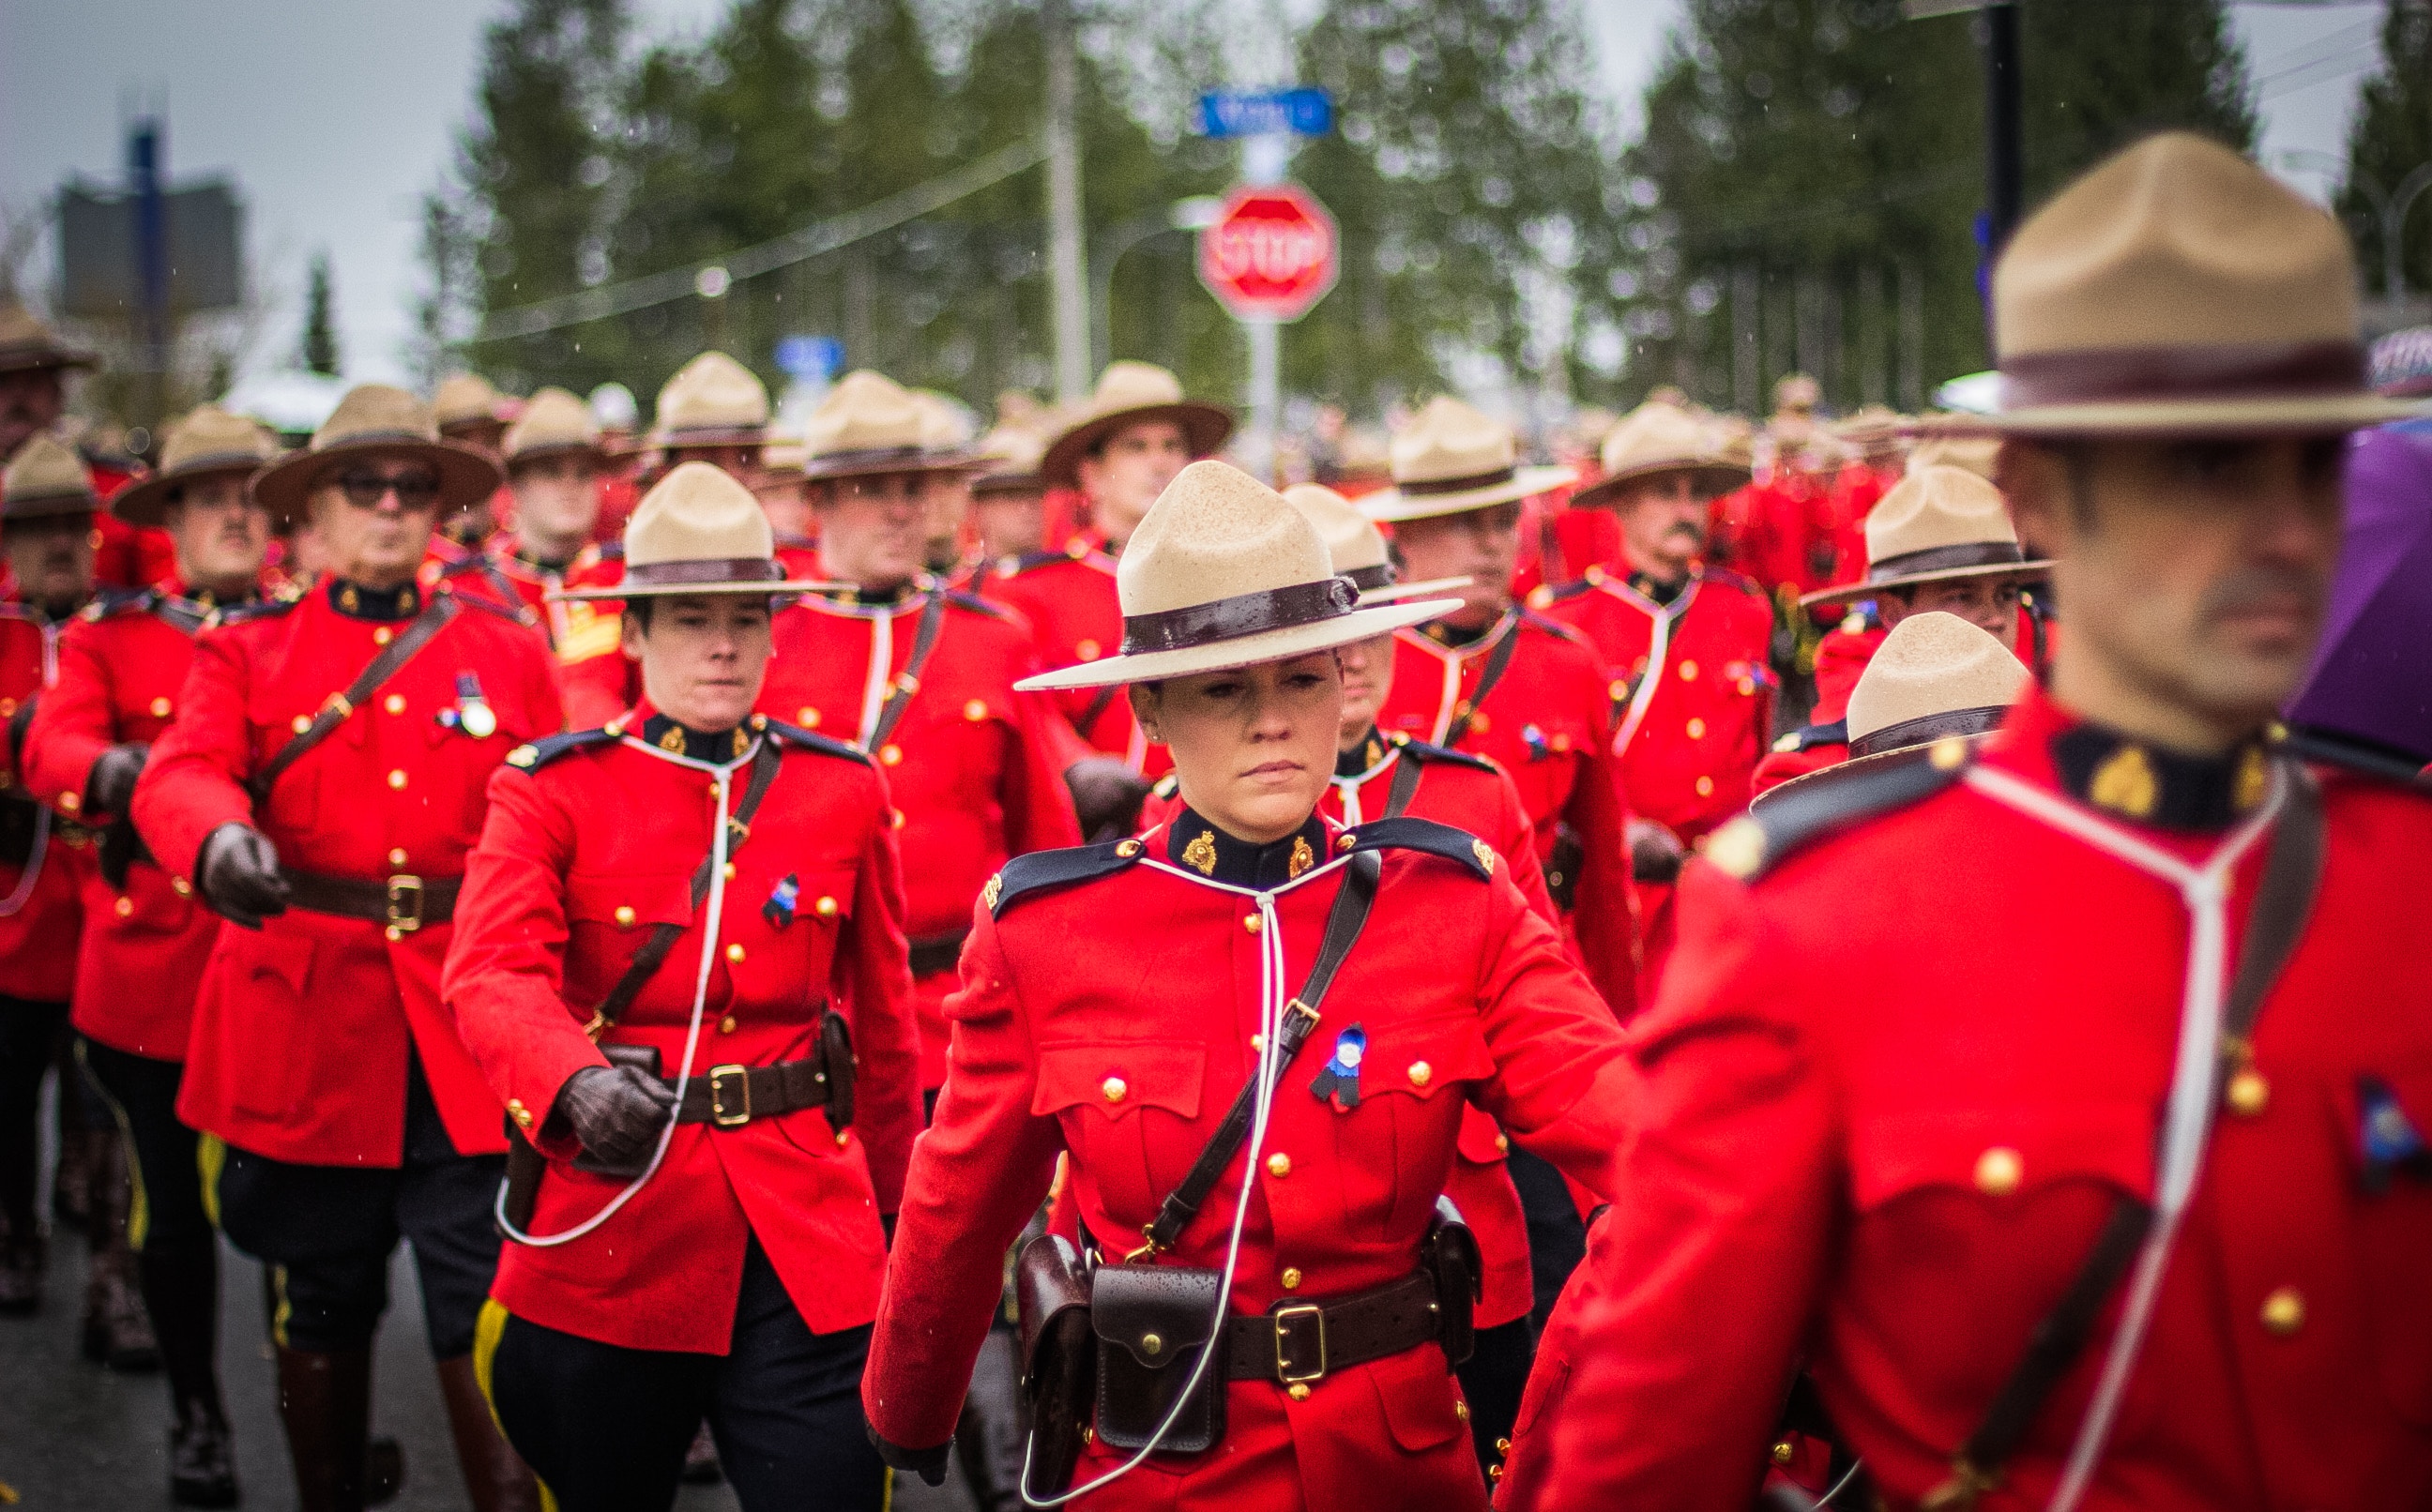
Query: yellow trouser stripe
xmin=269 ymin=1264 xmax=293 ymax=1350
xmin=472 ymin=1298 xmax=559 ymax=1512
xmin=196 ymin=1132 xmax=225 ymax=1232
xmin=73 ymin=1040 xmax=150 ymax=1252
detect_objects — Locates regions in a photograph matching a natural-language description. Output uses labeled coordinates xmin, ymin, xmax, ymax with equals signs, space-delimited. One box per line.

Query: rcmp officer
xmin=957 ymin=420 xmax=1052 ymax=582
xmin=0 ymin=301 xmax=171 ymax=592
xmin=431 ymin=372 xmax=516 ymax=552
xmin=1500 ymin=133 xmax=2432 ymax=1511
xmin=130 ymin=385 xmax=556 ymax=1512
xmin=440 ymin=461 xmax=923 ymax=1511
xmin=757 ymin=370 xmax=1081 ymax=1104
xmin=1533 ymin=400 xmax=1774 ymax=991
xmin=0 ymin=435 xmax=101 ymax=1312
xmin=23 ymin=406 xmax=277 ymax=1504
xmin=862 ymin=461 xmax=1634 ymax=1510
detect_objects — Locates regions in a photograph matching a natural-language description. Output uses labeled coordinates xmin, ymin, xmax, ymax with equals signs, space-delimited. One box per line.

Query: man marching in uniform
xmin=1533 ymin=400 xmax=1773 ymax=991
xmin=757 ymin=370 xmax=1079 ymax=1105
xmin=442 ymin=461 xmax=922 ymax=1511
xmin=1499 ymin=134 xmax=2432 ymax=1511
xmin=24 ymin=406 xmax=277 ymax=1504
xmin=433 ymin=387 xmax=611 ymax=635
xmin=131 ymin=385 xmax=557 ymax=1512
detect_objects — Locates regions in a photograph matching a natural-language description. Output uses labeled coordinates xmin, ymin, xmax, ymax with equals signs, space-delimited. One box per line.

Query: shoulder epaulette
xmin=437 ymin=553 xmax=492 ymax=580
xmin=1331 ymin=816 xmax=1497 ymax=881
xmin=1528 ymin=579 xmax=1595 ymax=608
xmin=1706 ymin=741 xmax=1969 ymax=884
xmin=220 ymin=594 xmax=301 ymax=625
xmin=445 ymin=585 xmax=531 ymax=625
xmin=2284 ymin=726 xmax=2432 ymax=793
xmin=1520 ymin=609 xmax=1592 ymax=646
xmin=1389 ymin=731 xmax=1497 ymax=773
xmin=941 ymin=587 xmax=1019 ymax=622
xmin=986 ymin=838 xmax=1143 ymax=916
xmin=997 ymin=549 xmax=1077 ymax=579
xmin=82 ymin=587 xmax=157 ymax=621
xmin=1149 ymin=772 xmax=1180 ymax=800
xmin=763 ymin=718 xmax=874 ymax=766
xmin=1703 ymin=565 xmax=1764 ymax=597
xmin=1770 ymin=719 xmax=1847 ymax=754
xmin=503 ymin=727 xmax=619 ymax=772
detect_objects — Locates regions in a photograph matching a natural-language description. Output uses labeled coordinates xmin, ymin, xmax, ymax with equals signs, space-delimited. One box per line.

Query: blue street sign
xmin=774 ymin=334 xmax=844 ymax=381
xmin=1197 ymin=88 xmax=1333 ymax=140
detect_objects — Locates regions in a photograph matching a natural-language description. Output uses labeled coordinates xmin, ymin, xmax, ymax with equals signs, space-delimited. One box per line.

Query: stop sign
xmin=1197 ymin=183 xmax=1339 ymax=323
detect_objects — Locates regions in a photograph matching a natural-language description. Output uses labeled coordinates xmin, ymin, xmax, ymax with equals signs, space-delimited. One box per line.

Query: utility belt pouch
xmin=501 ymin=1047 xmax=659 ymax=1230
xmin=816 ymin=1011 xmax=856 ymax=1133
xmin=571 ymin=1043 xmax=662 ymax=1174
xmin=0 ymin=793 xmax=39 ymax=869
xmin=1013 ymin=1232 xmax=1097 ymax=1499
xmin=1422 ymin=1194 xmax=1482 ymax=1367
xmin=1543 ymin=823 xmax=1584 ymax=910
xmin=1089 ymin=1263 xmax=1227 ymax=1453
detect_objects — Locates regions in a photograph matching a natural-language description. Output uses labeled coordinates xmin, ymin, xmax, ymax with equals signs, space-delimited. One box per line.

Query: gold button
xmin=1242 ymin=915 xmax=1262 ymax=935
xmin=1695 ymin=775 xmax=1715 ymax=797
xmin=1455 ymin=1400 xmax=1470 ymax=1423
xmin=291 ymin=715 xmax=312 ymax=733
xmin=1407 ymin=1061 xmax=1433 ymax=1088
xmin=1974 ymin=1146 xmax=2024 ymax=1196
xmin=386 ymin=769 xmax=407 ymax=790
xmin=1101 ymin=1076 xmax=1127 ymax=1103
xmin=57 ymin=791 xmax=79 ymax=813
xmin=507 ymin=1097 xmax=533 ymax=1130
xmin=1281 ymin=1266 xmax=1302 ymax=1290
xmin=2226 ymin=1068 xmax=2270 ymax=1117
xmin=388 ymin=847 xmax=408 ymax=867
xmin=1686 ymin=717 xmax=1707 ymax=739
xmin=963 ymin=699 xmax=988 ymax=721
xmin=148 ymin=696 xmax=172 ymax=718
xmin=1140 ymin=1333 xmax=1163 ymax=1356
xmin=2259 ymin=1286 xmax=2305 ymax=1336
xmin=1495 ymin=1133 xmax=1510 ymax=1154
xmin=720 ymin=1015 xmax=738 ymax=1034
xmin=879 ymin=744 xmax=903 ymax=766
xmin=384 ymin=694 xmax=406 ymax=715
xmin=725 ymin=943 xmax=745 ymax=962
xmin=1468 ymin=710 xmax=1490 ymax=734
xmin=1266 ymin=1153 xmax=1291 ymax=1177
xmin=1771 ymin=1440 xmax=1796 ymax=1466
xmin=372 ymin=627 xmax=393 ymax=646
xmin=836 ymin=1130 xmax=850 ymax=1147
xmin=722 ymin=862 xmax=737 ymax=880
xmin=385 ymin=925 xmax=403 ymax=942
xmin=1286 ymin=1383 xmax=1311 ymax=1401
xmin=814 ymin=896 xmax=840 ymax=918
xmin=1249 ymin=1034 xmax=1265 ymax=1052
xmin=171 ymin=876 xmax=191 ymax=897
xmin=114 ymin=896 xmax=134 ymax=917
xmin=890 ymin=809 xmax=904 ymax=829
xmin=797 ymin=706 xmax=820 ymax=728
xmin=1075 ymin=638 xmax=1102 ymax=661
xmin=1678 ymin=658 xmax=1698 ymax=681
xmin=614 ymin=905 xmax=636 ymax=927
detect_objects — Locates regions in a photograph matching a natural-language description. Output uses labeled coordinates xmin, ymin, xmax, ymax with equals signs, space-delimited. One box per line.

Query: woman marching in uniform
xmin=861 ymin=461 xmax=1634 ymax=1510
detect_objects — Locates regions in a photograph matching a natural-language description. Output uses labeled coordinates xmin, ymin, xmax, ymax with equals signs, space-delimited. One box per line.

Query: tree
xmin=2340 ymin=0 xmax=2432 ymax=304
xmin=299 ymin=251 xmax=341 ymax=376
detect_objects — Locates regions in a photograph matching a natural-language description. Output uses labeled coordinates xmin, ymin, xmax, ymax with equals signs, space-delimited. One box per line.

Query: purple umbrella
xmin=2287 ymin=426 xmax=2432 ymax=767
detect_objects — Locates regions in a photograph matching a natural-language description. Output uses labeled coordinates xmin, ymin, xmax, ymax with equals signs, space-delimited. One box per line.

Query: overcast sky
xmin=0 ymin=0 xmax=2390 ymax=391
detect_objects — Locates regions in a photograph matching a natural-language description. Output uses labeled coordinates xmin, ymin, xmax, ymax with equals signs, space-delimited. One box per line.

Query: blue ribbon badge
xmin=2358 ymin=1074 xmax=2427 ymax=1193
xmin=436 ymin=672 xmax=497 ymax=740
xmin=763 ymin=873 xmax=799 ymax=929
xmin=1308 ymin=1024 xmax=1366 ymax=1111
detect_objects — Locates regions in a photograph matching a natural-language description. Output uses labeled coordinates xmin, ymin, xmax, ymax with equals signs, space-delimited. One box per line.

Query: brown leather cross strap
xmin=863 ymin=589 xmax=950 ymax=754
xmin=281 ymin=869 xmax=463 ymax=930
xmin=1221 ymin=1271 xmax=1441 ymax=1382
xmin=668 ymin=1055 xmax=835 ymax=1126
xmin=1442 ymin=610 xmax=1523 ymax=748
xmin=248 ymin=593 xmax=461 ymax=804
xmin=1923 ymin=764 xmax=2327 ymax=1511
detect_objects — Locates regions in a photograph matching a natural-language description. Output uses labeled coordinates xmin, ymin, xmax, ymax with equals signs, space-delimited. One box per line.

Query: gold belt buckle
xmin=385 ymin=874 xmax=425 ymax=932
xmin=707 ymin=1064 xmax=752 ymax=1127
xmin=1273 ymin=1302 xmax=1327 ymax=1384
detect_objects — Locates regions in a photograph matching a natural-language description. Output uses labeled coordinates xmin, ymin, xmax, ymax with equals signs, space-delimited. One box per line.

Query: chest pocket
xmin=1850 ymin=1104 xmax=2152 ymax=1213
xmin=563 ymin=869 xmax=692 ymax=1016
xmin=1326 ymin=1014 xmax=1497 ymax=1240
xmin=2339 ymin=1059 xmax=2432 ymax=1425
xmin=1035 ymin=1042 xmax=1206 ymax=1236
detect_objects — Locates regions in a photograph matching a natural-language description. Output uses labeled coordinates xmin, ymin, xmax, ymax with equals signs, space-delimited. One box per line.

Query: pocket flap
xmin=1359 ymin=1014 xmax=1496 ymax=1103
xmin=565 ymin=869 xmax=692 ymax=930
xmin=1455 ymin=1103 xmax=1509 ymax=1164
xmin=1090 ymin=1263 xmax=1220 ymax=1368
xmin=1034 ymin=1041 xmax=1204 ymax=1123
xmin=1850 ymin=1104 xmax=2153 ymax=1212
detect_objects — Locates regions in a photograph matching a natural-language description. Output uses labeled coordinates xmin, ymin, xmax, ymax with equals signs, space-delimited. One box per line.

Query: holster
xmin=1090 ymin=1263 xmax=1226 ymax=1453
xmin=1421 ymin=1194 xmax=1481 ymax=1367
xmin=98 ymin=817 xmax=146 ymax=890
xmin=500 ymin=1041 xmax=669 ymax=1228
xmin=1543 ymin=823 xmax=1584 ymax=911
xmin=816 ymin=1011 xmax=856 ymax=1134
xmin=0 ymin=793 xmax=39 ymax=869
xmin=1013 ymin=1232 xmax=1097 ymax=1500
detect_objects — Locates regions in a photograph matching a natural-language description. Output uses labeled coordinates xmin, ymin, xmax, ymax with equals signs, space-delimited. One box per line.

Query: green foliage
xmin=299 ymin=251 xmax=342 ymax=376
xmin=2340 ymin=0 xmax=2432 ymax=301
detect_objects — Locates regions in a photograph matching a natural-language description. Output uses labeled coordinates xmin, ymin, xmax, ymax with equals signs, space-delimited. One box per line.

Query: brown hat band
xmin=1344 ymin=563 xmax=1397 ymax=592
xmin=1121 ymin=577 xmax=1356 ymax=656
xmin=623 ymin=557 xmax=787 ymax=588
xmin=1849 ymin=704 xmax=2009 ymax=759
xmin=1398 ymin=465 xmax=1518 ymax=497
xmin=812 ymin=445 xmax=932 ymax=470
xmin=1869 ymin=540 xmax=2027 ymax=583
xmin=2000 ymin=339 xmax=2364 ymax=409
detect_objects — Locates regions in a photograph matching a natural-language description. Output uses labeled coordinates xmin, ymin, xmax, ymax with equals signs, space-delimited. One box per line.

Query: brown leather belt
xmin=281 ymin=869 xmax=463 ymax=931
xmin=906 ymin=930 xmax=968 ymax=978
xmin=1223 ymin=1271 xmax=1442 ymax=1383
xmin=669 ymin=1057 xmax=836 ymax=1128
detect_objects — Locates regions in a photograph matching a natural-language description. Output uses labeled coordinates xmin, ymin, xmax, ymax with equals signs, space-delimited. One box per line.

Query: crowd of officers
xmin=0 ymin=129 xmax=2425 ymax=1512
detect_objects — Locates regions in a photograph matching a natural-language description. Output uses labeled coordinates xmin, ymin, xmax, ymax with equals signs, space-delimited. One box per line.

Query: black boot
xmin=275 ymin=1344 xmax=405 ymax=1512
xmin=433 ymin=1353 xmax=540 ymax=1512
xmin=148 ymin=1240 xmax=237 ymax=1505
xmin=83 ymin=1132 xmax=159 ymax=1370
xmin=171 ymin=1393 xmax=241 ymax=1508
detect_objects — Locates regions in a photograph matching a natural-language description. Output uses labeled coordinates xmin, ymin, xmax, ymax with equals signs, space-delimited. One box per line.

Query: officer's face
xmin=308 ymin=449 xmax=444 ymax=588
xmin=815 ymin=473 xmax=934 ymax=592
xmin=1332 ymin=630 xmax=1397 ymax=748
xmin=0 ymin=369 xmax=65 ymax=461
xmin=969 ymin=488 xmax=1045 ymax=561
xmin=626 ymin=595 xmax=773 ymax=733
xmin=508 ymin=453 xmax=600 ymax=551
xmin=2005 ymin=435 xmax=2344 ymax=748
xmin=1616 ymin=472 xmax=1710 ymax=578
xmin=924 ymin=474 xmax=972 ymax=565
xmin=1391 ymin=503 xmax=1522 ymax=627
xmin=1130 ymin=652 xmax=1341 ymax=845
xmin=0 ymin=513 xmax=95 ymax=613
xmin=1078 ymin=422 xmax=1190 ymax=550
xmin=753 ymin=476 xmax=813 ymax=540
xmin=162 ymin=474 xmax=269 ymax=597
xmin=1880 ymin=576 xmax=2020 ymax=651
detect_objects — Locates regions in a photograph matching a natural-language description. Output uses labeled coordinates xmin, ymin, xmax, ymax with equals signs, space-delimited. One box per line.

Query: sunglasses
xmin=334 ymin=470 xmax=445 ymax=510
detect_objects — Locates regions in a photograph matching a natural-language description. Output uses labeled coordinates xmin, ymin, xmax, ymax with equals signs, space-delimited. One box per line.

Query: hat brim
xmin=1360 ymin=465 xmax=1579 ymax=523
xmin=506 ymin=440 xmax=608 ymax=471
xmin=649 ymin=427 xmax=769 ymax=450
xmin=798 ymin=449 xmax=989 ymax=484
xmin=1569 ymin=461 xmax=1751 ymax=512
xmin=549 ymin=576 xmax=844 ymax=603
xmin=1747 ymin=728 xmax=1999 ymax=812
xmin=1 ymin=488 xmax=98 ymax=521
xmin=1913 ymin=391 xmax=2429 ymax=438
xmin=1040 ymin=402 xmax=1236 ymax=491
xmin=1797 ymin=556 xmax=2053 ymax=609
xmin=251 ymin=434 xmax=503 ymax=525
xmin=1355 ymin=575 xmax=1471 ymax=606
xmin=1016 ymin=597 xmax=1464 ymax=691
xmin=970 ymin=470 xmax=1045 ymax=498
xmin=109 ymin=454 xmax=270 ymax=527
xmin=0 ymin=346 xmax=99 ymax=376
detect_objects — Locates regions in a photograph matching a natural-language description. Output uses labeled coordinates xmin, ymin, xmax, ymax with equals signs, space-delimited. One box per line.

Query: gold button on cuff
xmin=1407 ymin=1061 xmax=1433 ymax=1088
xmin=1101 ymin=1076 xmax=1127 ymax=1103
xmin=814 ymin=896 xmax=840 ymax=918
xmin=614 ymin=905 xmax=636 ymax=928
xmin=1280 ymin=1266 xmax=1302 ymax=1290
xmin=1455 ymin=1400 xmax=1470 ymax=1422
xmin=148 ymin=696 xmax=172 ymax=718
xmin=507 ymin=1097 xmax=533 ymax=1130
xmin=372 ymin=627 xmax=394 ymax=646
xmin=292 ymin=715 xmax=312 ymax=734
xmin=1242 ymin=915 xmax=1262 ymax=935
xmin=1266 ymin=1153 xmax=1291 ymax=1177
xmin=2226 ymin=1068 xmax=2270 ymax=1117
xmin=171 ymin=876 xmax=191 ymax=897
xmin=1974 ymin=1146 xmax=2024 ymax=1196
xmin=384 ymin=694 xmax=407 ymax=715
xmin=720 ymin=1015 xmax=739 ymax=1034
xmin=55 ymin=791 xmax=80 ymax=814
xmin=1286 ymin=1383 xmax=1311 ymax=1401
xmin=2259 ymin=1287 xmax=2305 ymax=1336
xmin=725 ymin=943 xmax=745 ymax=963
xmin=1495 ymin=1133 xmax=1511 ymax=1154
xmin=1685 ymin=717 xmax=1707 ymax=739
xmin=1771 ymin=1440 xmax=1796 ymax=1466
xmin=114 ymin=896 xmax=134 ymax=918
xmin=386 ymin=769 xmax=407 ymax=790
xmin=879 ymin=744 xmax=903 ymax=766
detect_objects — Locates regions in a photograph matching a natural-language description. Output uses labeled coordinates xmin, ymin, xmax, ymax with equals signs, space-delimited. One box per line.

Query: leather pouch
xmin=816 ymin=1011 xmax=856 ymax=1133
xmin=1090 ymin=1263 xmax=1227 ymax=1453
xmin=1014 ymin=1232 xmax=1097 ymax=1499
xmin=571 ymin=1042 xmax=664 ymax=1175
xmin=1422 ymin=1194 xmax=1482 ymax=1367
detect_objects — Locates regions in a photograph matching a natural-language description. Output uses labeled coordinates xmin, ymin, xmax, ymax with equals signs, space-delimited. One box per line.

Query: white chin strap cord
xmin=1964 ymin=764 xmax=2281 ymax=1512
xmin=496 ymin=741 xmax=742 ymax=1247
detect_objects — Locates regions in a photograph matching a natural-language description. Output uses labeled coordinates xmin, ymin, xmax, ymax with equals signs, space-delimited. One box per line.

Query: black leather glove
xmin=1627 ymin=816 xmax=1685 ymax=885
xmin=1064 ymin=755 xmax=1152 ymax=841
xmin=865 ymin=1419 xmax=950 ymax=1488
xmin=196 ymin=823 xmax=289 ymax=930
xmin=85 ymin=742 xmax=147 ymax=816
xmin=555 ymin=1064 xmax=676 ymax=1175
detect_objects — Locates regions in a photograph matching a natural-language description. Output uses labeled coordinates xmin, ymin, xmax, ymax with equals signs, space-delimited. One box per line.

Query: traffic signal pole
xmin=1984 ymin=0 xmax=2024 ymax=253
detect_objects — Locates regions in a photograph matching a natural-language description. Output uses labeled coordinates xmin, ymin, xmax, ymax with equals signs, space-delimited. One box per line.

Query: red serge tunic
xmin=758 ymin=584 xmax=1080 ymax=1091
xmin=129 ymin=579 xmax=564 ymax=1165
xmin=1376 ymin=610 xmax=1639 ymax=1013
xmin=440 ymin=709 xmax=922 ymax=1352
xmin=1502 ymin=688 xmax=2432 ymax=1512
xmin=0 ymin=604 xmax=94 ymax=1002
xmin=968 ymin=537 xmax=1171 ymax=779
xmin=862 ymin=809 xmax=1634 ymax=1511
xmin=24 ymin=587 xmax=254 ymax=1057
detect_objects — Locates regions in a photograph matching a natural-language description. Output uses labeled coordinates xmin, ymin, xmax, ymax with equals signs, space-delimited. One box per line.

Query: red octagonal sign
xmin=1197 ymin=182 xmax=1339 ymax=323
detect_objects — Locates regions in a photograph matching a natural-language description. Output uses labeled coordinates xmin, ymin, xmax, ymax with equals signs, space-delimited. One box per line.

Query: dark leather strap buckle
xmin=385 ymin=875 xmax=425 ymax=933
xmin=707 ymin=1064 xmax=752 ymax=1126
xmin=1272 ymin=1302 xmax=1327 ymax=1383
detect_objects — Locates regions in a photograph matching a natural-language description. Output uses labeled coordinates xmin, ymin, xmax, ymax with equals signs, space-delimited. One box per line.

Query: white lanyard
xmin=1609 ymin=578 xmax=1696 ymax=758
xmin=1407 ymin=611 xmax=1515 ymax=747
xmin=1962 ymin=763 xmax=2282 ymax=1512
xmin=1331 ymin=754 xmax=1393 ymax=826
xmin=857 ymin=606 xmax=895 ymax=750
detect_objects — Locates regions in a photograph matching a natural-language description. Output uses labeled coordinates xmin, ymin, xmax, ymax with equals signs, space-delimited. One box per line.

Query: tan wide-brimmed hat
xmin=433 ymin=372 xmax=510 ymax=436
xmin=554 ymin=461 xmax=838 ymax=601
xmin=1570 ymin=401 xmax=1750 ymax=510
xmin=1016 ymin=461 xmax=1459 ymax=691
xmin=1800 ymin=464 xmax=2051 ymax=607
xmin=1358 ymin=397 xmax=1578 ymax=523
xmin=1832 ymin=405 xmax=1907 ymax=446
xmin=798 ymin=370 xmax=983 ymax=483
xmin=251 ymin=384 xmax=502 ymax=525
xmin=0 ymin=301 xmax=98 ymax=376
xmin=1753 ymin=612 xmax=2027 ymax=809
xmin=1281 ymin=483 xmax=1469 ymax=605
xmin=752 ymin=440 xmax=808 ymax=492
xmin=911 ymin=389 xmax=976 ymax=451
xmin=650 ymin=352 xmax=770 ymax=449
xmin=111 ymin=405 xmax=279 ymax=526
xmin=969 ymin=422 xmax=1049 ymax=497
xmin=1773 ymin=374 xmax=1821 ymax=416
xmin=502 ymin=386 xmax=605 ymax=469
xmin=1904 ymin=433 xmax=1998 ymax=481
xmin=1040 ymin=361 xmax=1234 ymax=491
xmin=1925 ymin=132 xmax=2423 ymax=437
xmin=1 ymin=434 xmax=99 ymax=520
